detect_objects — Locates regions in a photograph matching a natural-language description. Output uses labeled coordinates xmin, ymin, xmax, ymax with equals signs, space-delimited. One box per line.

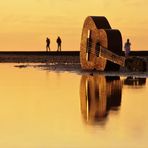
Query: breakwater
xmin=0 ymin=51 xmax=80 ymax=63
xmin=0 ymin=51 xmax=148 ymax=63
xmin=1 ymin=50 xmax=148 ymax=72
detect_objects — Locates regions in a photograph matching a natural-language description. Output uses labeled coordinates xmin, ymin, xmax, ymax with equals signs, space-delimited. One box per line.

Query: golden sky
xmin=0 ymin=0 xmax=148 ymax=51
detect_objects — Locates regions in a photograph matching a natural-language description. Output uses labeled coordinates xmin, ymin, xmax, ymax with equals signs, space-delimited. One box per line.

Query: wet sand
xmin=13 ymin=62 xmax=148 ymax=78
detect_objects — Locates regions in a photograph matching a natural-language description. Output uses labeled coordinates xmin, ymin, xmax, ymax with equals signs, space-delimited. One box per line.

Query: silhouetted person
xmin=46 ymin=37 xmax=50 ymax=52
xmin=56 ymin=36 xmax=62 ymax=51
xmin=124 ymin=38 xmax=131 ymax=57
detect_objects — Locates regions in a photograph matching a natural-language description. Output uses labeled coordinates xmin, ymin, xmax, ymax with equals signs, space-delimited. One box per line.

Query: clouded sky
xmin=0 ymin=0 xmax=148 ymax=51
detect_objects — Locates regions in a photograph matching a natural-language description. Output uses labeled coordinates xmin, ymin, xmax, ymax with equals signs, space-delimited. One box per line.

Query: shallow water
xmin=0 ymin=63 xmax=148 ymax=148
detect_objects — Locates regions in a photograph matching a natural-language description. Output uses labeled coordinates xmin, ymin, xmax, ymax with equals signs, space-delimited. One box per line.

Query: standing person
xmin=124 ymin=38 xmax=131 ymax=57
xmin=46 ymin=37 xmax=50 ymax=52
xmin=56 ymin=36 xmax=62 ymax=51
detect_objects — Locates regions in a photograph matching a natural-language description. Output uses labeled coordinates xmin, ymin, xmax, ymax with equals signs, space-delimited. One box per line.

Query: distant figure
xmin=56 ymin=36 xmax=62 ymax=51
xmin=124 ymin=39 xmax=131 ymax=57
xmin=46 ymin=37 xmax=50 ymax=52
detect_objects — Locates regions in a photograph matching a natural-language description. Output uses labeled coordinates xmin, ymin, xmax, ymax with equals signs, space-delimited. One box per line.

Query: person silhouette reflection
xmin=80 ymin=75 xmax=122 ymax=125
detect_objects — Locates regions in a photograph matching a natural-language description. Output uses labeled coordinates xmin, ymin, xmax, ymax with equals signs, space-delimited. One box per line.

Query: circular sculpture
xmin=80 ymin=16 xmax=123 ymax=71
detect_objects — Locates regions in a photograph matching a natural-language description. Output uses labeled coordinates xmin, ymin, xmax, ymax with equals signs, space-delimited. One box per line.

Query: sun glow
xmin=0 ymin=0 xmax=148 ymax=51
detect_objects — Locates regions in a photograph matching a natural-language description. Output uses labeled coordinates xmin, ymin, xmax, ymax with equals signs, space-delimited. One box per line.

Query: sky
xmin=0 ymin=0 xmax=148 ymax=51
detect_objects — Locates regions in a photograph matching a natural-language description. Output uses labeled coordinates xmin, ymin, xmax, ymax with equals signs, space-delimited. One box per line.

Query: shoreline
xmin=0 ymin=50 xmax=148 ymax=63
xmin=0 ymin=51 xmax=148 ymax=74
xmin=12 ymin=62 xmax=148 ymax=77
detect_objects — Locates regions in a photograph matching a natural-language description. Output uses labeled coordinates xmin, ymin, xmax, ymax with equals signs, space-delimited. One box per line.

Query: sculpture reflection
xmin=80 ymin=75 xmax=122 ymax=125
xmin=124 ymin=77 xmax=146 ymax=86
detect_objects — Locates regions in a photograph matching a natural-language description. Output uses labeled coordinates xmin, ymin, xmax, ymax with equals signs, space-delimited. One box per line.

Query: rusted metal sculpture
xmin=80 ymin=16 xmax=124 ymax=71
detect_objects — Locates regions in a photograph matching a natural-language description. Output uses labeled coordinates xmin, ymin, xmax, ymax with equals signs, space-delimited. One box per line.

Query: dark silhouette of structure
xmin=46 ymin=37 xmax=50 ymax=52
xmin=124 ymin=39 xmax=131 ymax=57
xmin=56 ymin=36 xmax=62 ymax=51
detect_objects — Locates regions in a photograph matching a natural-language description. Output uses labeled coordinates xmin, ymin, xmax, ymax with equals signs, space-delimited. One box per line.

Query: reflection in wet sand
xmin=80 ymin=75 xmax=122 ymax=125
xmin=124 ymin=77 xmax=146 ymax=86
